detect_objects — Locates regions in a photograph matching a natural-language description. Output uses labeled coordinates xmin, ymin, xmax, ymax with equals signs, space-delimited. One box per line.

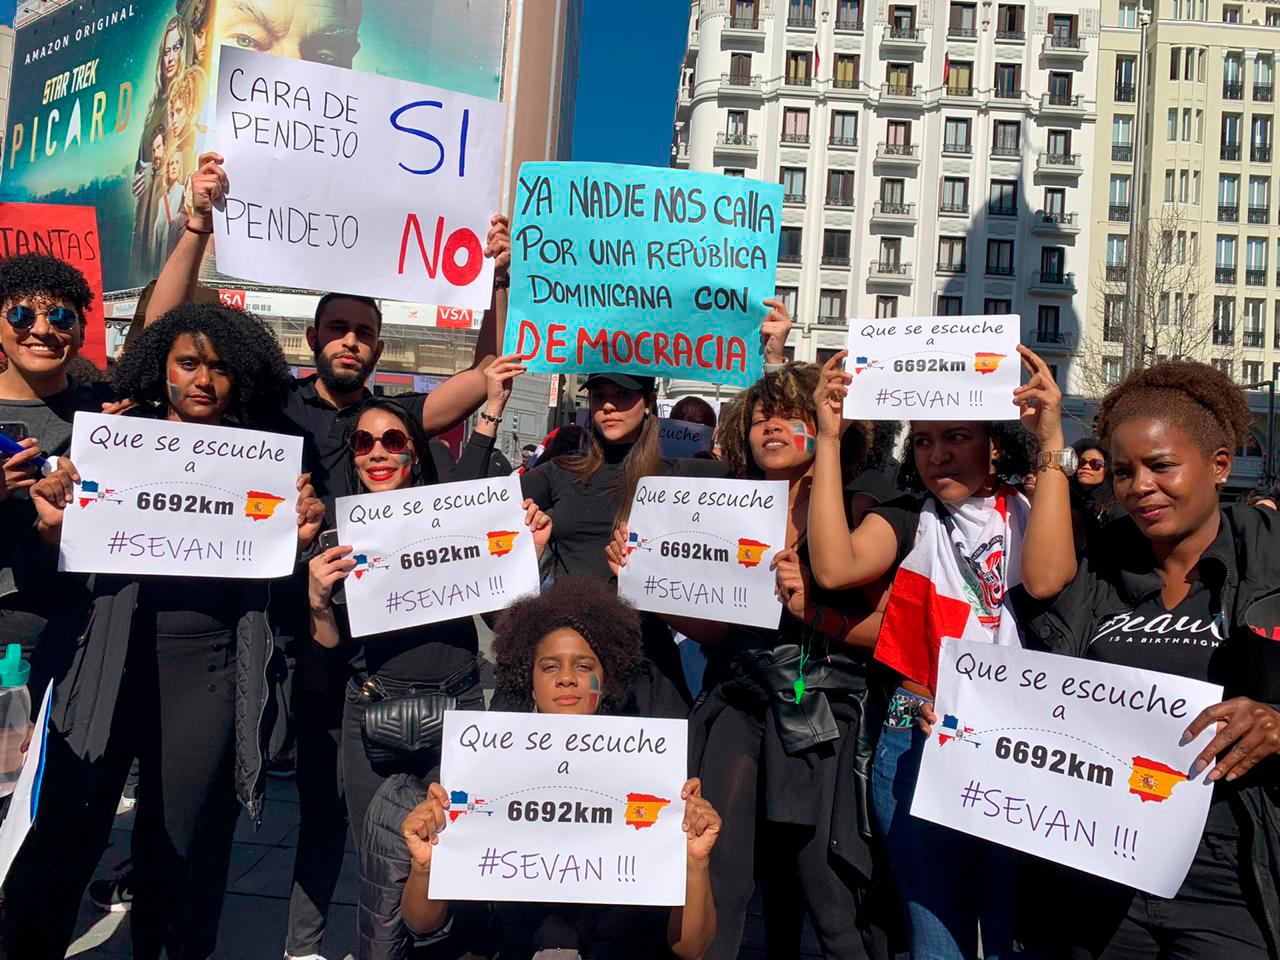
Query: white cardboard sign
xmin=0 ymin=681 xmax=52 ymax=887
xmin=335 ymin=475 xmax=540 ymax=637
xmin=59 ymin=413 xmax=303 ymax=578
xmin=429 ymin=711 xmax=689 ymax=906
xmin=912 ymin=639 xmax=1222 ymax=897
xmin=658 ymin=418 xmax=714 ymax=459
xmin=842 ymin=314 xmax=1020 ymax=420
xmin=617 ymin=477 xmax=786 ymax=629
xmin=213 ymin=45 xmax=504 ymax=307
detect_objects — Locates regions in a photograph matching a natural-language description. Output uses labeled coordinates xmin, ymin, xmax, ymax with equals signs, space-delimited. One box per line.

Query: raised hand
xmin=187 ymin=152 xmax=229 ymax=231
xmin=402 ymin=782 xmax=452 ymax=871
xmin=761 ymin=297 xmax=793 ymax=366
xmin=295 ymin=473 xmax=325 ymax=550
xmin=522 ymin=498 xmax=553 ymax=557
xmin=813 ymin=350 xmax=851 ymax=441
xmin=308 ymin=544 xmax=355 ymax=610
xmin=1013 ymin=345 xmax=1065 ymax=450
xmin=486 ymin=214 xmax=512 ymax=284
xmin=681 ymin=778 xmax=721 ymax=863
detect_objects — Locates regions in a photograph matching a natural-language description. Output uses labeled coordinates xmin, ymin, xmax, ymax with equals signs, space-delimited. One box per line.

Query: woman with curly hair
xmin=808 ymin=351 xmax=1040 ymax=960
xmin=1017 ymin=355 xmax=1280 ymax=958
xmin=392 ymin=577 xmax=721 ymax=960
xmin=21 ymin=304 xmax=322 ymax=959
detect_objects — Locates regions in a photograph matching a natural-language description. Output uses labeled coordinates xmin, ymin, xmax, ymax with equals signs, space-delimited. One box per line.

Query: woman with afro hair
xmin=380 ymin=577 xmax=721 ymax=960
xmin=1018 ymin=355 xmax=1280 ymax=958
xmin=20 ymin=303 xmax=323 ymax=959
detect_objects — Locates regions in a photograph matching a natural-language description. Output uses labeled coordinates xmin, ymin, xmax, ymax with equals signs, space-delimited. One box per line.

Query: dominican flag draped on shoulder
xmin=875 ymin=486 xmax=1029 ymax=690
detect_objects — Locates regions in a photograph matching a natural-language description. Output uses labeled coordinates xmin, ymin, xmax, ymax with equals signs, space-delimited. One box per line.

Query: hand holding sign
xmin=1013 ymin=346 xmax=1066 ymax=450
xmin=187 ymin=152 xmax=230 ymax=233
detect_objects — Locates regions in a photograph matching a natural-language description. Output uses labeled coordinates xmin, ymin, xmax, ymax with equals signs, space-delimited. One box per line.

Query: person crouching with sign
xmin=806 ymin=351 xmax=1038 ymax=960
xmin=306 ymin=363 xmax=549 ymax=855
xmin=388 ymin=576 xmax=720 ymax=960
xmin=1014 ymin=352 xmax=1280 ymax=959
xmin=13 ymin=304 xmax=323 ymax=960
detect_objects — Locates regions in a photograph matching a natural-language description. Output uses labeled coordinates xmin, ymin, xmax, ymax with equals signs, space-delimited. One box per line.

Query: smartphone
xmin=0 ymin=423 xmax=29 ymax=442
xmin=318 ymin=529 xmax=346 ymax=605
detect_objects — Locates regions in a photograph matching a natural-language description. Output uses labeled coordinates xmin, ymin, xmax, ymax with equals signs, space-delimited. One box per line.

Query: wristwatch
xmin=1036 ymin=448 xmax=1079 ymax=476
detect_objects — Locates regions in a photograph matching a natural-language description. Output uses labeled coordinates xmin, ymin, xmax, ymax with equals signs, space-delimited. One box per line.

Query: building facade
xmin=670 ymin=0 xmax=1098 ymax=399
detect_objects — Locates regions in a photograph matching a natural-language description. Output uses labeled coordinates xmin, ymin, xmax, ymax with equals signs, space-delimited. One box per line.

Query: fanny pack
xmin=358 ymin=660 xmax=481 ymax=766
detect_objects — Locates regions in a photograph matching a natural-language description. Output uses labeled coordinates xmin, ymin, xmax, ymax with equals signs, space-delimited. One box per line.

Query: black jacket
xmin=1020 ymin=505 xmax=1280 ymax=955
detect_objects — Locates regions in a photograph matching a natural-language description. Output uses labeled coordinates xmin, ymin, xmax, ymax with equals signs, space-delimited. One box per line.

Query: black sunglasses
xmin=5 ymin=305 xmax=80 ymax=332
xmin=1079 ymin=458 xmax=1106 ymax=470
xmin=348 ymin=428 xmax=410 ymax=456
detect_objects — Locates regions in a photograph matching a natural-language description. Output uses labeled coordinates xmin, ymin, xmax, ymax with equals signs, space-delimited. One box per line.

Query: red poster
xmin=0 ymin=203 xmax=106 ymax=367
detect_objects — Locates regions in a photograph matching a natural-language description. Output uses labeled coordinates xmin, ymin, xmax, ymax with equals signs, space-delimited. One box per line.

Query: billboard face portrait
xmin=2 ymin=0 xmax=506 ymax=296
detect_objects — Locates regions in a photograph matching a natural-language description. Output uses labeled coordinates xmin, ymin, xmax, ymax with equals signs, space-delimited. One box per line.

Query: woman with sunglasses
xmin=16 ymin=304 xmax=323 ymax=960
xmin=306 ymin=357 xmax=552 ymax=850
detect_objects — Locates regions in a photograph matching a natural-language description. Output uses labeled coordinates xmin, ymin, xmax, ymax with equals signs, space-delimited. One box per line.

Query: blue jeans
xmin=872 ymin=713 xmax=1015 ymax=960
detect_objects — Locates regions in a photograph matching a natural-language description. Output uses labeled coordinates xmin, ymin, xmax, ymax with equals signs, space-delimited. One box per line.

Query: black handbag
xmin=359 ymin=660 xmax=480 ymax=765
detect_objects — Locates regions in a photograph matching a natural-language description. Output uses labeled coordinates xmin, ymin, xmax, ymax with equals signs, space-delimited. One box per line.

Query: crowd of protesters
xmin=0 ymin=149 xmax=1278 ymax=960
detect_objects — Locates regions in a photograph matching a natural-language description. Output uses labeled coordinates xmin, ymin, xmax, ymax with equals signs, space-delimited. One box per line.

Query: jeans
xmin=872 ymin=714 xmax=1014 ymax=960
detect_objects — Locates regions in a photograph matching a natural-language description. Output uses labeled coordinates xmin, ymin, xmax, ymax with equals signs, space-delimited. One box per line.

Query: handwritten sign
xmin=913 ymin=639 xmax=1222 ymax=897
xmin=657 ymin=397 xmax=722 ymax=421
xmin=842 ymin=314 xmax=1020 ymax=420
xmin=658 ymin=419 xmax=713 ymax=459
xmin=617 ymin=476 xmax=786 ymax=629
xmin=59 ymin=413 xmax=303 ymax=578
xmin=213 ymin=46 xmax=503 ymax=307
xmin=430 ymin=711 xmax=688 ymax=906
xmin=0 ymin=203 xmax=105 ymax=367
xmin=335 ymin=475 xmax=540 ymax=637
xmin=503 ymin=162 xmax=782 ymax=388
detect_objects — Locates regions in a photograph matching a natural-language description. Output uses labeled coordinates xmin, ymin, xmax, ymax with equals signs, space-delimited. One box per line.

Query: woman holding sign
xmin=18 ymin=303 xmax=324 ymax=960
xmin=1015 ymin=353 xmax=1280 ymax=959
xmin=393 ymin=576 xmax=722 ymax=959
xmin=306 ymin=358 xmax=550 ymax=847
xmin=808 ymin=352 xmax=1037 ymax=960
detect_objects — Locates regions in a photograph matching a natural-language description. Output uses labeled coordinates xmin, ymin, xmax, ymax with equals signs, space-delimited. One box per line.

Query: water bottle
xmin=0 ymin=644 xmax=31 ymax=799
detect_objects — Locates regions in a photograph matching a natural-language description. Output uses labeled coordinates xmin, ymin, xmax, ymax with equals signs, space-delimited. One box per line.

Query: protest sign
xmin=503 ymin=162 xmax=783 ymax=388
xmin=335 ymin=475 xmax=540 ymax=637
xmin=617 ymin=477 xmax=786 ymax=629
xmin=430 ymin=711 xmax=689 ymax=906
xmin=0 ymin=681 xmax=51 ymax=887
xmin=842 ymin=315 xmax=1020 ymax=420
xmin=912 ymin=639 xmax=1222 ymax=897
xmin=658 ymin=419 xmax=714 ymax=459
xmin=213 ymin=46 xmax=504 ymax=307
xmin=0 ymin=203 xmax=105 ymax=367
xmin=59 ymin=414 xmax=302 ymax=578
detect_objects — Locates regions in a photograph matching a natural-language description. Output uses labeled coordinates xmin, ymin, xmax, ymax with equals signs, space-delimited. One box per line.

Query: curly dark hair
xmin=866 ymin=420 xmax=903 ymax=473
xmin=491 ymin=577 xmax=643 ymax=715
xmin=342 ymin=397 xmax=440 ymax=493
xmin=897 ymin=421 xmax=1037 ymax=494
xmin=718 ymin=362 xmax=871 ymax=479
xmin=111 ymin=304 xmax=290 ymax=425
xmin=1097 ymin=361 xmax=1253 ymax=456
xmin=0 ymin=253 xmax=94 ymax=322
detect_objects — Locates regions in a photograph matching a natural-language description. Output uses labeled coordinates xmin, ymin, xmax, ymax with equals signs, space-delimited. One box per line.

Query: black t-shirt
xmin=336 ymin=601 xmax=479 ymax=683
xmin=868 ymin=493 xmax=927 ymax=568
xmin=0 ymin=376 xmax=116 ymax=458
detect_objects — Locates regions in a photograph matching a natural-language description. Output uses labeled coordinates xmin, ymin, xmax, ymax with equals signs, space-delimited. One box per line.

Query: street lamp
xmin=1122 ymin=3 xmax=1152 ymax=375
xmin=1243 ymin=379 xmax=1276 ymax=487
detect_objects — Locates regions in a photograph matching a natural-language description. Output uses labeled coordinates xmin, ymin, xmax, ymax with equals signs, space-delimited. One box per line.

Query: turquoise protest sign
xmin=503 ymin=162 xmax=783 ymax=388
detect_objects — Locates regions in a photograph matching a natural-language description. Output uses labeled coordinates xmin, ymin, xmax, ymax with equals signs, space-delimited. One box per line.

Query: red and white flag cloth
xmin=814 ymin=41 xmax=822 ymax=75
xmin=943 ymin=51 xmax=951 ymax=85
xmin=875 ymin=486 xmax=1029 ymax=690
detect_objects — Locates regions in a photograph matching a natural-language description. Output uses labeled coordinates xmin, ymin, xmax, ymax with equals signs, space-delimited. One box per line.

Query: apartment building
xmin=671 ymin=0 xmax=1098 ymax=399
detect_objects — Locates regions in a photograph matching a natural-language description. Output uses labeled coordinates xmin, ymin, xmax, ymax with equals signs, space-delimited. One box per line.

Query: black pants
xmin=0 ymin=627 xmax=240 ymax=960
xmin=698 ymin=703 xmax=878 ymax=960
xmin=1064 ymin=832 xmax=1268 ymax=960
xmin=285 ymin=644 xmax=352 ymax=957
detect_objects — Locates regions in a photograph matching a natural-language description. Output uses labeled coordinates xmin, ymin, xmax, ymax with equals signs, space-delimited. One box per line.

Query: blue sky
xmin=0 ymin=0 xmax=14 ymax=27
xmin=571 ymin=0 xmax=686 ymax=166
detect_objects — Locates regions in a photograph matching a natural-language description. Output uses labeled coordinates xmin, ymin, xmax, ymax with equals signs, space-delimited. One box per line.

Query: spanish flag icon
xmin=623 ymin=793 xmax=671 ymax=830
xmin=243 ymin=491 xmax=286 ymax=521
xmin=737 ymin=538 xmax=770 ymax=568
xmin=487 ymin=530 xmax=519 ymax=557
xmin=1128 ymin=756 xmax=1188 ymax=803
xmin=974 ymin=352 xmax=1006 ymax=375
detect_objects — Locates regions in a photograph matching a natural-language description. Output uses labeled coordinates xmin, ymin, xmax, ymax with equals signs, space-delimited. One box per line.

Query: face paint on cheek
xmin=397 ymin=452 xmax=413 ymax=480
xmin=587 ymin=673 xmax=601 ymax=711
xmin=790 ymin=421 xmax=816 ymax=455
xmin=167 ymin=381 xmax=183 ymax=404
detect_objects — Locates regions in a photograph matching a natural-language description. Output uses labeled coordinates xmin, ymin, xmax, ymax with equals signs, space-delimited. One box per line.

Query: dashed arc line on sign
xmin=964 ymin=725 xmax=1128 ymax=766
xmin=479 ymin=784 xmax=626 ymax=805
xmin=99 ymin=480 xmax=241 ymax=496
xmin=386 ymin=533 xmax=488 ymax=556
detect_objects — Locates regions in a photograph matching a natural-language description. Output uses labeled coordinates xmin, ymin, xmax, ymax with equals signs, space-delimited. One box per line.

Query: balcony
xmin=988 ymin=203 xmax=1018 ymax=217
xmin=785 ymin=74 xmax=814 ymax=88
xmin=1257 ymin=84 xmax=1275 ymax=102
xmin=1039 ymin=92 xmax=1087 ymax=117
xmin=834 ymin=17 xmax=864 ymax=32
xmin=829 ymin=135 xmax=859 ymax=149
xmin=831 ymin=76 xmax=860 ymax=91
xmin=1114 ymin=83 xmax=1136 ymax=102
xmin=1219 ymin=204 xmax=1240 ymax=222
xmin=671 ymin=142 xmax=689 ymax=166
xmin=723 ymin=15 xmax=764 ymax=38
xmin=936 ymin=260 xmax=967 ymax=274
xmin=942 ymin=83 xmax=975 ymax=100
xmin=1248 ymin=268 xmax=1268 ymax=286
xmin=1105 ymin=264 xmax=1127 ymax=282
xmin=1222 ymin=144 xmax=1242 ymax=161
xmin=939 ymin=200 xmax=969 ymax=216
xmin=721 ymin=72 xmax=763 ymax=99
xmin=993 ymin=86 xmax=1023 ymax=101
xmin=1245 ymin=331 xmax=1265 ymax=347
xmin=1216 ymin=266 xmax=1238 ymax=284
xmin=882 ymin=25 xmax=926 ymax=49
xmin=781 ymin=132 xmax=810 ymax=145
xmin=867 ymin=260 xmax=914 ymax=285
xmin=1042 ymin=34 xmax=1087 ymax=61
xmin=1031 ymin=210 xmax=1081 ymax=235
xmin=1250 ymin=204 xmax=1270 ymax=224
xmin=715 ymin=131 xmax=759 ymax=156
xmin=1108 ymin=203 xmax=1131 ymax=222
xmin=1254 ymin=145 xmax=1273 ymax=162
xmin=817 ymin=315 xmax=847 ymax=326
xmin=948 ymin=25 xmax=978 ymax=38
xmin=778 ymin=250 xmax=803 ymax=265
xmin=1112 ymin=144 xmax=1133 ymax=162
xmin=787 ymin=15 xmax=816 ymax=28
xmin=825 ymin=194 xmax=855 ymax=208
xmin=875 ymin=141 xmax=921 ymax=165
xmin=996 ymin=28 xmax=1026 ymax=42
xmin=783 ymin=192 xmax=806 ymax=205
xmin=1034 ymin=329 xmax=1077 ymax=350
xmin=991 ymin=144 xmax=1021 ymax=160
xmin=1103 ymin=323 xmax=1126 ymax=341
xmin=1029 ymin=270 xmax=1077 ymax=295
xmin=1036 ymin=152 xmax=1083 ymax=176
xmin=942 ymin=140 xmax=973 ymax=156
xmin=985 ymin=263 xmax=1016 ymax=278
xmin=880 ymin=83 xmax=923 ymax=104
xmin=1224 ymin=81 xmax=1244 ymax=100
xmin=822 ymin=253 xmax=852 ymax=267
xmin=870 ymin=201 xmax=918 ymax=224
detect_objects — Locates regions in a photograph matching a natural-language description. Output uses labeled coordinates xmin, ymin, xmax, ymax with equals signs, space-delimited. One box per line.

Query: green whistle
xmin=792 ymin=676 xmax=806 ymax=704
